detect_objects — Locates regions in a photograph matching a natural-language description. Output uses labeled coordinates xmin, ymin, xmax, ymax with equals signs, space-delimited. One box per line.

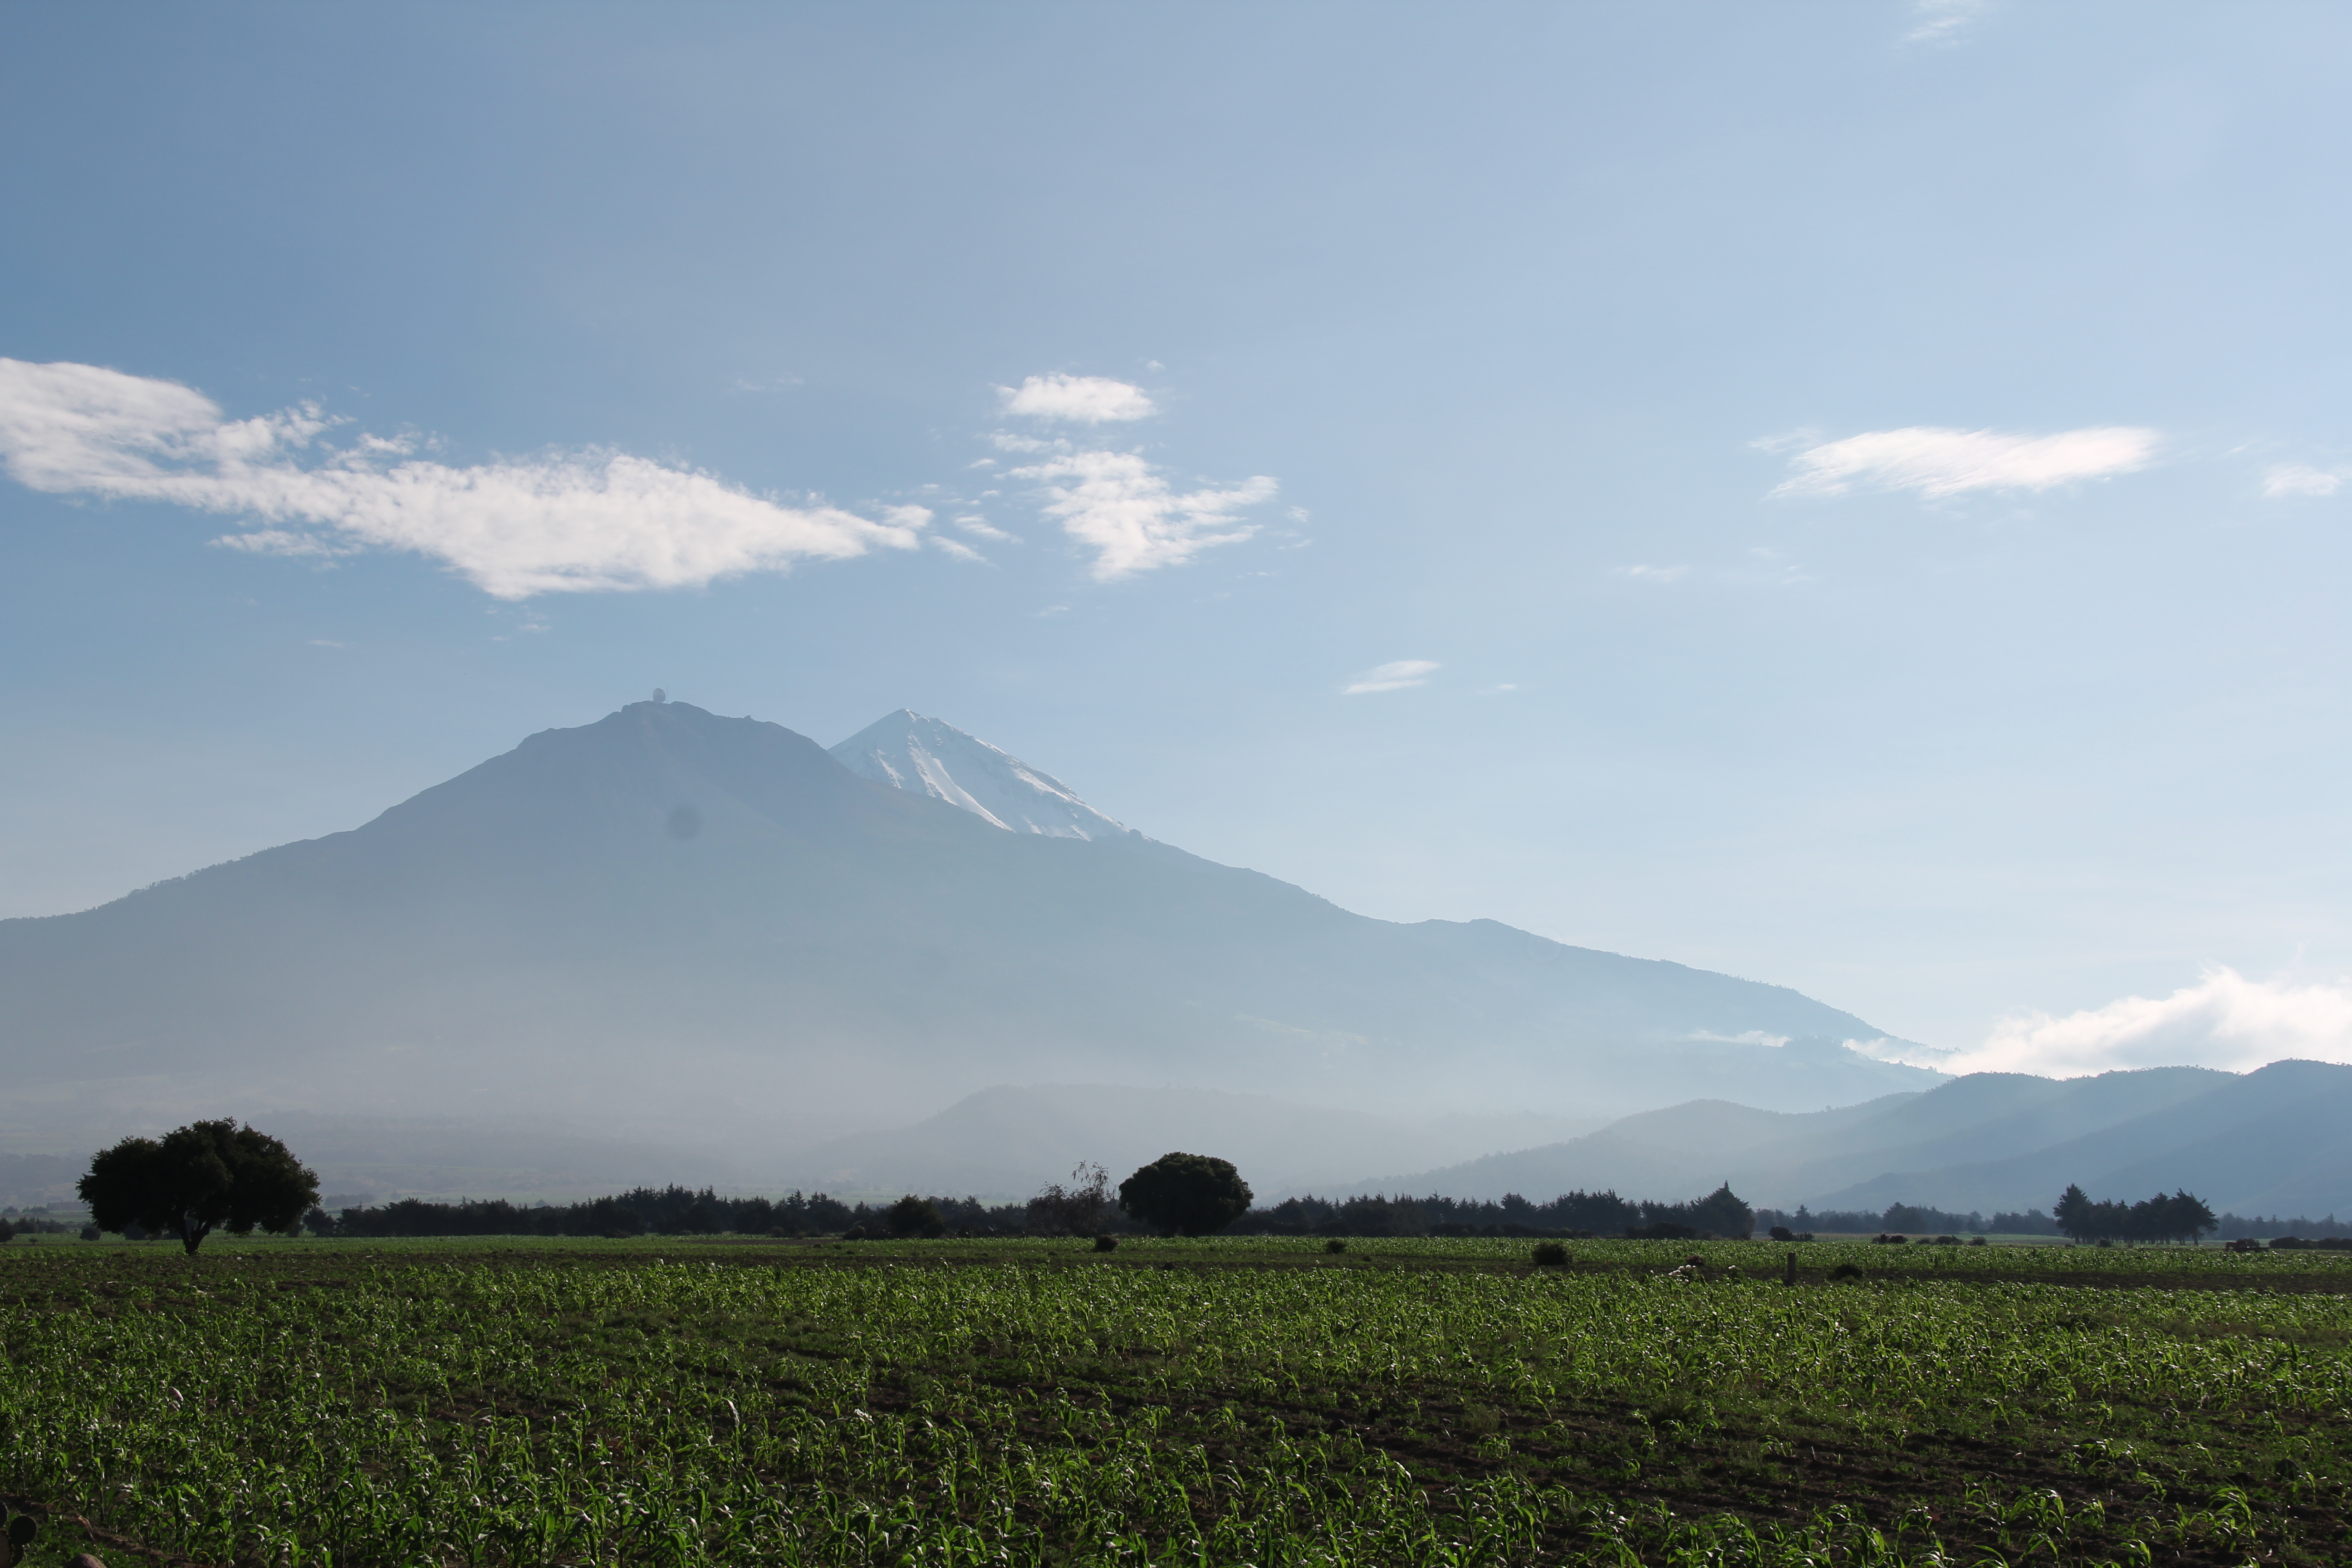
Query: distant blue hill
xmin=1352 ymin=1061 xmax=2352 ymax=1217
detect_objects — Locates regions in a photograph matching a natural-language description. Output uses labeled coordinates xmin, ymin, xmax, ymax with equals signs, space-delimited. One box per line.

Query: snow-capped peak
xmin=828 ymin=710 xmax=1132 ymax=841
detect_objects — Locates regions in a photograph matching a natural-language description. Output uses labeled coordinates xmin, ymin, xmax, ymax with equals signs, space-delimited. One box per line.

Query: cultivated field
xmin=2 ymin=1235 xmax=2348 ymax=1565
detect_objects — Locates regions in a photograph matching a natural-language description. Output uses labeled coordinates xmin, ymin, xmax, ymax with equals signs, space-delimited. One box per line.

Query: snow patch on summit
xmin=829 ymin=710 xmax=1132 ymax=841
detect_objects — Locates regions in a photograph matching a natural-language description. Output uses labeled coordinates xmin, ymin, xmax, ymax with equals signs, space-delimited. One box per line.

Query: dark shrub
xmin=1531 ymin=1241 xmax=1568 ymax=1265
xmin=1769 ymin=1225 xmax=1794 ymax=1242
xmin=78 ymin=1225 xmax=99 ymax=1242
xmin=1624 ymin=1221 xmax=1698 ymax=1240
xmin=1970 ymin=1236 xmax=1988 ymax=1246
xmin=1830 ymin=1262 xmax=1863 ymax=1280
xmin=1092 ymin=1234 xmax=1117 ymax=1252
xmin=1029 ymin=1162 xmax=1115 ymax=1237
xmin=1323 ymin=1237 xmax=1348 ymax=1254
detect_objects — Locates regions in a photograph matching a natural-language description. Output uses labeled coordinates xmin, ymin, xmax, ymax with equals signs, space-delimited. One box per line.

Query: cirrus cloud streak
xmin=1771 ymin=425 xmax=2159 ymax=500
xmin=0 ymin=358 xmax=928 ymax=598
xmin=1344 ymin=659 xmax=1440 ymax=695
xmin=2264 ymin=464 xmax=2343 ymax=498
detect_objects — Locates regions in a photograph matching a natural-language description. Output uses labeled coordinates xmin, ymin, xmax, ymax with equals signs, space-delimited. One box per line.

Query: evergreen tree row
xmin=1224 ymin=1182 xmax=1754 ymax=1239
xmin=2052 ymin=1185 xmax=2216 ymax=1244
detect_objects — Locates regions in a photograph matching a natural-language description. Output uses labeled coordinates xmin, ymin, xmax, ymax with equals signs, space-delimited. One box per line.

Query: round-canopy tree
xmin=78 ymin=1120 xmax=319 ymax=1256
xmin=1119 ymin=1152 xmax=1252 ymax=1236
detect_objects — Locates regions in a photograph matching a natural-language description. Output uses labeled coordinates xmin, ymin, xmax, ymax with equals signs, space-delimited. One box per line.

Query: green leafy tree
xmin=1118 ymin=1152 xmax=1252 ymax=1236
xmin=77 ymin=1121 xmax=318 ymax=1256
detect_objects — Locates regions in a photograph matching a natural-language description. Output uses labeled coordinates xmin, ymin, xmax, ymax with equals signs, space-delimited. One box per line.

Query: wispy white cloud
xmin=1906 ymin=0 xmax=1990 ymax=46
xmin=1616 ymin=563 xmax=1687 ymax=583
xmin=0 ymin=359 xmax=928 ymax=599
xmin=953 ymin=514 xmax=1016 ymax=542
xmin=1770 ymin=425 xmax=2159 ymax=500
xmin=2263 ymin=464 xmax=2343 ymax=498
xmin=1886 ymin=967 xmax=2352 ymax=1078
xmin=1344 ymin=659 xmax=1440 ymax=695
xmin=1010 ymin=449 xmax=1275 ymax=579
xmin=1000 ymin=374 xmax=1156 ymax=424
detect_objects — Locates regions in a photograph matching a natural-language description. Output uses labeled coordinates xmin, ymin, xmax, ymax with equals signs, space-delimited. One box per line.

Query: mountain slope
xmin=0 ymin=700 xmax=1938 ymax=1166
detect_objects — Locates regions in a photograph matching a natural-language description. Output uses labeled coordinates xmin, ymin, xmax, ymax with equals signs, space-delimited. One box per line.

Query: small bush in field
xmin=1323 ymin=1238 xmax=1348 ymax=1254
xmin=1092 ymin=1234 xmax=1118 ymax=1252
xmin=1531 ymin=1241 xmax=1568 ymax=1265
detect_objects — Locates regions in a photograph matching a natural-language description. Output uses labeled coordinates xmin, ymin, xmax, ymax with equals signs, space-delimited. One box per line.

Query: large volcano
xmin=0 ymin=701 xmax=1936 ymax=1172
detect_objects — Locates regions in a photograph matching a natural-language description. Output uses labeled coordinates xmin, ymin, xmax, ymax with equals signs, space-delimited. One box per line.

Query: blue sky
xmin=5 ymin=1 xmax=2351 ymax=1073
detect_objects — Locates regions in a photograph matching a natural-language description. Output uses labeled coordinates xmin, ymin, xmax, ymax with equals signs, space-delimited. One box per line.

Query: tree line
xmin=71 ymin=1122 xmax=1767 ymax=1246
xmin=314 ymin=1177 xmax=1760 ymax=1241
xmin=1752 ymin=1203 xmax=2065 ymax=1237
xmin=73 ymin=1131 xmax=1263 ymax=1250
xmin=1226 ymin=1182 xmax=1755 ymax=1239
xmin=70 ymin=1122 xmax=2264 ymax=1253
xmin=2053 ymin=1184 xmax=2216 ymax=1245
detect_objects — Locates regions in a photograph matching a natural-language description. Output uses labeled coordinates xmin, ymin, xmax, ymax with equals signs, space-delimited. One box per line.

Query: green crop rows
xmin=1 ymin=1236 xmax=2348 ymax=1565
